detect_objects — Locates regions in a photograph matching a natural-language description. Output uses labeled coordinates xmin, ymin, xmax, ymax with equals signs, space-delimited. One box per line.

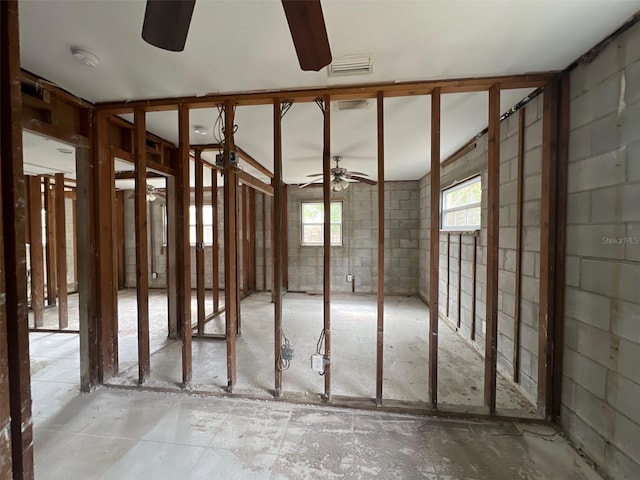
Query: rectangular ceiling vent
xmin=335 ymin=99 xmax=370 ymax=111
xmin=328 ymin=54 xmax=374 ymax=77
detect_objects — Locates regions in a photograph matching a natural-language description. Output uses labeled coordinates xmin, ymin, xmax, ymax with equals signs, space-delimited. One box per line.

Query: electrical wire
xmin=277 ymin=330 xmax=291 ymax=371
xmin=315 ymin=329 xmax=327 ymax=376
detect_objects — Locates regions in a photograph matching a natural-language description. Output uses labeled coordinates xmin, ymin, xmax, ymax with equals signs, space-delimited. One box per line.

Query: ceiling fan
xmin=299 ymin=156 xmax=376 ymax=191
xmin=141 ymin=0 xmax=332 ymax=72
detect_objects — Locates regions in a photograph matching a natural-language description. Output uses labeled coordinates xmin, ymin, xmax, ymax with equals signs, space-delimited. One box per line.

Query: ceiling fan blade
xmin=142 ymin=0 xmax=196 ymax=52
xmin=306 ymin=173 xmax=324 ymax=178
xmin=298 ymin=179 xmax=323 ymax=188
xmin=281 ymin=0 xmax=332 ymax=71
xmin=347 ymin=171 xmax=369 ymax=176
xmin=350 ymin=175 xmax=377 ymax=186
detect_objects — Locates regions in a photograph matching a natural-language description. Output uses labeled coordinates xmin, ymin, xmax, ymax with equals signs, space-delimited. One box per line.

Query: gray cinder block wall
xmin=418 ymin=94 xmax=544 ymax=405
xmin=562 ymin=19 xmax=640 ymax=480
xmin=285 ymin=181 xmax=420 ymax=294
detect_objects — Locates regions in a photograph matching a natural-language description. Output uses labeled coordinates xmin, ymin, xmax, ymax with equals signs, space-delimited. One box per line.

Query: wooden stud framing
xmin=195 ymin=149 xmax=206 ymax=335
xmin=223 ymin=100 xmax=238 ymax=391
xmin=166 ymin=174 xmax=179 ymax=339
xmin=76 ymin=145 xmax=99 ymax=392
xmin=44 ymin=177 xmax=57 ymax=306
xmin=249 ymin=188 xmax=256 ymax=291
xmin=27 ymin=175 xmax=45 ymax=327
xmin=322 ymin=96 xmax=332 ymax=401
xmin=134 ymin=108 xmax=150 ymax=383
xmin=456 ymin=234 xmax=462 ymax=329
xmin=54 ymin=173 xmax=68 ymax=329
xmin=538 ymin=80 xmax=559 ymax=418
xmin=471 ymin=235 xmax=477 ymax=342
xmin=211 ymin=167 xmax=220 ymax=313
xmin=446 ymin=233 xmax=450 ymax=317
xmin=96 ymin=73 xmax=555 ymax=114
xmin=95 ymin=111 xmax=118 ymax=379
xmin=552 ymin=73 xmax=570 ymax=420
xmin=282 ymin=184 xmax=288 ymax=291
xmin=0 ymin=171 xmax=11 ymax=480
xmin=376 ymin=92 xmax=385 ymax=405
xmin=484 ymin=84 xmax=501 ymax=414
xmin=1 ymin=1 xmax=35 ymax=475
xmin=177 ymin=105 xmax=193 ymax=385
xmin=513 ymin=107 xmax=525 ymax=382
xmin=262 ymin=192 xmax=267 ymax=291
xmin=273 ymin=99 xmax=283 ymax=397
xmin=429 ymin=87 xmax=441 ymax=408
xmin=242 ymin=184 xmax=249 ymax=294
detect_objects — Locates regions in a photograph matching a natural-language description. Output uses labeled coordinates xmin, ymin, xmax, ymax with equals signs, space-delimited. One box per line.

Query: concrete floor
xmin=30 ymin=332 xmax=602 ymax=480
xmin=104 ymin=290 xmax=534 ymax=414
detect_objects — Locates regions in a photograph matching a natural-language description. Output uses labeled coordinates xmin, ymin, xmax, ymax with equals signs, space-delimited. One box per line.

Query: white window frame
xmin=189 ymin=204 xmax=215 ymax=246
xmin=441 ymin=175 xmax=481 ymax=231
xmin=300 ymin=201 xmax=343 ymax=246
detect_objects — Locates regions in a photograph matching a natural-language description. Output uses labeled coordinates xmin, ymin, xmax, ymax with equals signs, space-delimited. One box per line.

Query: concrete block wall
xmin=419 ymin=93 xmax=544 ymax=405
xmin=255 ymin=191 xmax=273 ymax=291
xmin=285 ymin=181 xmax=420 ymax=294
xmin=562 ymin=19 xmax=640 ymax=480
xmin=418 ymin=173 xmax=431 ymax=302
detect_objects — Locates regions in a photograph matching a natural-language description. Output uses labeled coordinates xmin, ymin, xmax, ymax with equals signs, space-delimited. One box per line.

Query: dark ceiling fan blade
xmin=306 ymin=173 xmax=324 ymax=177
xmin=142 ymin=0 xmax=196 ymax=52
xmin=281 ymin=0 xmax=332 ymax=71
xmin=298 ymin=179 xmax=323 ymax=188
xmin=349 ymin=175 xmax=377 ymax=186
xmin=347 ymin=171 xmax=369 ymax=176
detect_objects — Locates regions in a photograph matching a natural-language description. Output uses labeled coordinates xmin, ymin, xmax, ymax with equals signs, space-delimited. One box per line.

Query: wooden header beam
xmin=192 ymin=143 xmax=273 ymax=179
xmin=95 ymin=73 xmax=557 ymax=113
xmin=237 ymin=170 xmax=274 ymax=196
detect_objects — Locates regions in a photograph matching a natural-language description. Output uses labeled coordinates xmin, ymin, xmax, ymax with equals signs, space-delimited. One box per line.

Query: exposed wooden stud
xmin=282 ymin=184 xmax=289 ymax=291
xmin=376 ymin=91 xmax=385 ymax=405
xmin=44 ymin=177 xmax=57 ymax=306
xmin=22 ymin=117 xmax=90 ymax=148
xmin=1 ymin=1 xmax=35 ymax=474
xmin=211 ymin=167 xmax=220 ymax=313
xmin=538 ymin=79 xmax=559 ymax=418
xmin=223 ymin=100 xmax=239 ymax=391
xmin=322 ymin=95 xmax=332 ymax=401
xmin=446 ymin=232 xmax=451 ymax=317
xmin=235 ymin=180 xmax=242 ymax=336
xmin=54 ymin=173 xmax=68 ymax=329
xmin=237 ymin=170 xmax=274 ymax=196
xmin=471 ymin=235 xmax=477 ymax=342
xmin=484 ymin=84 xmax=501 ymax=414
xmin=262 ymin=192 xmax=267 ymax=291
xmin=513 ymin=107 xmax=525 ymax=383
xmin=96 ymin=73 xmax=556 ymax=113
xmin=429 ymin=87 xmax=441 ymax=408
xmin=95 ymin=112 xmax=118 ymax=379
xmin=273 ymin=99 xmax=284 ymax=397
xmin=134 ymin=108 xmax=150 ymax=383
xmin=249 ymin=188 xmax=256 ymax=291
xmin=552 ymin=73 xmax=570 ymax=421
xmin=166 ymin=175 xmax=179 ymax=339
xmin=114 ymin=191 xmax=126 ymax=290
xmin=242 ymin=184 xmax=249 ymax=294
xmin=456 ymin=234 xmax=462 ymax=329
xmin=195 ymin=149 xmax=206 ymax=335
xmin=76 ymin=145 xmax=99 ymax=392
xmin=27 ymin=176 xmax=45 ymax=327
xmin=178 ymin=105 xmax=193 ymax=385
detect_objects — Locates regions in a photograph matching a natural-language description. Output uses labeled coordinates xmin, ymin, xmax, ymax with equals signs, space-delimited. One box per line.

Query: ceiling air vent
xmin=328 ymin=54 xmax=374 ymax=77
xmin=335 ymin=100 xmax=370 ymax=111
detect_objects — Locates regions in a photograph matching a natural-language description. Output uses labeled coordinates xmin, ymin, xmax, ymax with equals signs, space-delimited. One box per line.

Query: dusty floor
xmin=30 ymin=332 xmax=601 ymax=480
xmin=101 ymin=290 xmax=534 ymax=413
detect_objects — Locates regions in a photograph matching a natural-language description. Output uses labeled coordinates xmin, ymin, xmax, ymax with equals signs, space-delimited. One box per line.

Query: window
xmin=189 ymin=205 xmax=215 ymax=245
xmin=441 ymin=175 xmax=481 ymax=230
xmin=301 ymin=202 xmax=342 ymax=246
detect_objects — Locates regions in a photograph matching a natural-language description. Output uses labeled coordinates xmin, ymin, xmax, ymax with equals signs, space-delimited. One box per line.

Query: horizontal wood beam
xmin=193 ymin=143 xmax=273 ymax=179
xmin=237 ymin=170 xmax=274 ymax=196
xmin=22 ymin=118 xmax=90 ymax=148
xmin=21 ymin=68 xmax=92 ymax=109
xmin=95 ymin=73 xmax=556 ymax=113
xmin=441 ymin=141 xmax=477 ymax=168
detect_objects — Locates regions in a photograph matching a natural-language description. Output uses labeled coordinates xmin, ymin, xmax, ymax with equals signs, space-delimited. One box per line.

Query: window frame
xmin=188 ymin=204 xmax=215 ymax=246
xmin=300 ymin=201 xmax=343 ymax=247
xmin=441 ymin=175 xmax=482 ymax=231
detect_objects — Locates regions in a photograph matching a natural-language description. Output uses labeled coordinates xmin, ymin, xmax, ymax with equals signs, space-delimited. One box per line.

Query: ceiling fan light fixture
xmin=339 ymin=178 xmax=349 ymax=190
xmin=193 ymin=125 xmax=208 ymax=135
xmin=70 ymin=46 xmax=100 ymax=67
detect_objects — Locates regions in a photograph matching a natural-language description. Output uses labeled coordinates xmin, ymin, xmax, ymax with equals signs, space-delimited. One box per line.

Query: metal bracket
xmin=281 ymin=100 xmax=294 ymax=119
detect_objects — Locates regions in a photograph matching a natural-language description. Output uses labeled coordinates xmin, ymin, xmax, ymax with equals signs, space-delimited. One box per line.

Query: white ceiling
xmin=18 ymin=1 xmax=640 ymax=183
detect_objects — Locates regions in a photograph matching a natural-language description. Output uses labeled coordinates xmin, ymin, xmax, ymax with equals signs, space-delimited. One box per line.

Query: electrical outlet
xmin=346 ymin=274 xmax=353 ymax=282
xmin=152 ymin=272 xmax=158 ymax=279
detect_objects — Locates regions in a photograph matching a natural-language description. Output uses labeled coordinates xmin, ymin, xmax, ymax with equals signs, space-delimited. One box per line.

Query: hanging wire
xmin=315 ymin=329 xmax=327 ymax=376
xmin=277 ymin=329 xmax=292 ymax=371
